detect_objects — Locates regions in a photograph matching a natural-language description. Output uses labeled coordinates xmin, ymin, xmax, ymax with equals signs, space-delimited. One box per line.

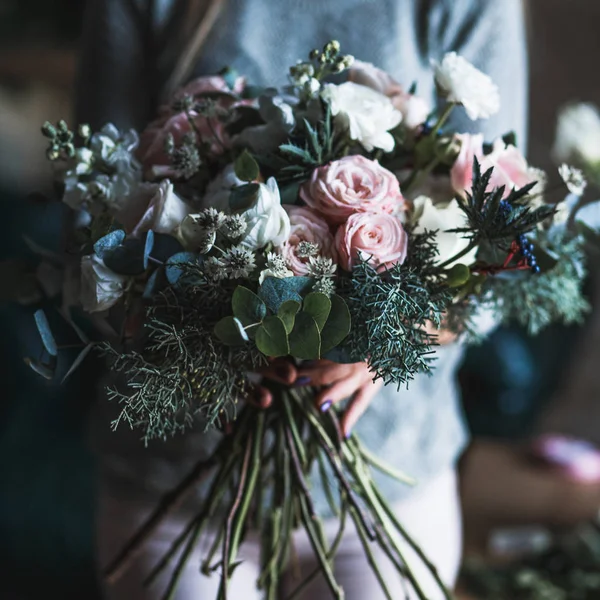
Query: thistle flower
xmin=195 ymin=208 xmax=227 ymax=231
xmin=221 ymin=214 xmax=247 ymax=240
xmin=259 ymin=252 xmax=294 ymax=284
xmin=312 ymin=277 xmax=336 ymax=296
xmin=172 ymin=135 xmax=201 ymax=179
xmin=203 ymin=256 xmax=227 ymax=281
xmin=296 ymin=241 xmax=320 ymax=259
xmin=221 ymin=245 xmax=257 ymax=279
xmin=307 ymin=256 xmax=337 ymax=279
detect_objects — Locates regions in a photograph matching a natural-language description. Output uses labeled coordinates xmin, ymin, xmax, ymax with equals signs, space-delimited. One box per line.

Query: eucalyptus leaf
xmin=278 ymin=300 xmax=301 ymax=334
xmin=259 ymin=276 xmax=313 ymax=313
xmin=229 ymin=183 xmax=260 ymax=211
xmin=24 ymin=357 xmax=55 ymax=380
xmin=232 ymin=286 xmax=267 ymax=328
xmin=143 ymin=230 xmax=155 ymax=269
xmin=165 ymin=252 xmax=201 ymax=285
xmin=320 ymin=294 xmax=351 ymax=354
xmin=279 ymin=180 xmax=302 ymax=204
xmin=214 ymin=316 xmax=249 ymax=346
xmin=93 ymin=230 xmax=126 ymax=260
xmin=289 ymin=311 xmax=321 ymax=360
xmin=255 ymin=316 xmax=289 ymax=357
xmin=143 ymin=269 xmax=162 ymax=299
xmin=302 ymin=292 xmax=331 ymax=331
xmin=62 ymin=343 xmax=94 ymax=383
xmin=34 ymin=309 xmax=57 ymax=356
xmin=234 ymin=150 xmax=260 ymax=182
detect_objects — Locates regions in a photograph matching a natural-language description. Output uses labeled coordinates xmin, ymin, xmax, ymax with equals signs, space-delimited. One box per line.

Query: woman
xmin=76 ymin=0 xmax=528 ymax=598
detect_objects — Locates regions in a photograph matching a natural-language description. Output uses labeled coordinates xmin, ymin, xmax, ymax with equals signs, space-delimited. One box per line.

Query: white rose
xmin=413 ymin=196 xmax=478 ymax=267
xmin=433 ymin=52 xmax=500 ymax=121
xmin=80 ymin=254 xmax=128 ymax=313
xmin=321 ymin=82 xmax=402 ymax=152
xmin=115 ymin=180 xmax=190 ymax=236
xmin=201 ymin=164 xmax=245 ymax=212
xmin=239 ymin=178 xmax=291 ymax=249
xmin=553 ymin=103 xmax=600 ymax=167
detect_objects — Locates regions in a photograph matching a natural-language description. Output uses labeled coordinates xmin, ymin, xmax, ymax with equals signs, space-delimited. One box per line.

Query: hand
xmin=247 ymin=358 xmax=298 ymax=409
xmin=294 ymin=360 xmax=383 ymax=438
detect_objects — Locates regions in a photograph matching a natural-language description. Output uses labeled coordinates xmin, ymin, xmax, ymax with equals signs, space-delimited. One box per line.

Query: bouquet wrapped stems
xmin=103 ymin=386 xmax=453 ymax=600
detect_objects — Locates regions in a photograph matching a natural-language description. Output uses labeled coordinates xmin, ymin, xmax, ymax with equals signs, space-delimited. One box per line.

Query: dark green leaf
xmin=278 ymin=300 xmax=301 ymax=334
xmin=34 ymin=309 xmax=57 ymax=356
xmin=229 ymin=183 xmax=260 ymax=211
xmin=320 ymin=294 xmax=351 ymax=354
xmin=302 ymin=292 xmax=331 ymax=331
xmin=151 ymin=234 xmax=184 ymax=262
xmin=289 ymin=311 xmax=321 ymax=359
xmin=232 ymin=286 xmax=267 ymax=328
xmin=93 ymin=230 xmax=126 ymax=259
xmin=214 ymin=316 xmax=249 ymax=346
xmin=24 ymin=357 xmax=54 ymax=380
xmin=255 ymin=316 xmax=289 ymax=357
xmin=446 ymin=263 xmax=471 ymax=287
xmin=258 ymin=276 xmax=313 ymax=313
xmin=62 ymin=343 xmax=94 ymax=383
xmin=279 ymin=180 xmax=302 ymax=204
xmin=143 ymin=230 xmax=155 ymax=269
xmin=103 ymin=237 xmax=146 ymax=275
xmin=234 ymin=150 xmax=260 ymax=182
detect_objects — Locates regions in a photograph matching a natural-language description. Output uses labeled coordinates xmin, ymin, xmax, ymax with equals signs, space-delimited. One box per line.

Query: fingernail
xmin=320 ymin=400 xmax=333 ymax=412
xmin=295 ymin=376 xmax=311 ymax=387
xmin=345 ymin=428 xmax=352 ymax=439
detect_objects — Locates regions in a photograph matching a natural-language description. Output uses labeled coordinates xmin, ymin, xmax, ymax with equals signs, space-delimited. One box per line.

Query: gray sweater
xmin=77 ymin=0 xmax=528 ymax=507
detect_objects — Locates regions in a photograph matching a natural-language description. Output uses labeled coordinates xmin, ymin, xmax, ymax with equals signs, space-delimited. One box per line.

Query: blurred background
xmin=1 ymin=1 xmax=600 ymax=599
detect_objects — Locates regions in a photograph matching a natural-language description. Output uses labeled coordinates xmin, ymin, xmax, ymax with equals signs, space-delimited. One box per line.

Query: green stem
xmin=354 ymin=438 xmax=417 ymax=486
xmin=437 ymin=239 xmax=479 ymax=270
xmin=430 ymin=103 xmax=455 ymax=137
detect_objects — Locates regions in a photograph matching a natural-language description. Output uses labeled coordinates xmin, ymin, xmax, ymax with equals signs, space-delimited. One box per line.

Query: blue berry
xmin=532 ymin=265 xmax=541 ymax=274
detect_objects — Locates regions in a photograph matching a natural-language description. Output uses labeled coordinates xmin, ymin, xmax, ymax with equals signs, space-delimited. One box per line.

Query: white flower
xmin=234 ymin=91 xmax=296 ymax=154
xmin=558 ymin=164 xmax=587 ymax=196
xmin=239 ymin=178 xmax=291 ymax=249
xmin=116 ymin=180 xmax=191 ymax=236
xmin=258 ymin=252 xmax=294 ymax=284
xmin=201 ymin=164 xmax=245 ymax=212
xmin=554 ymin=103 xmax=600 ymax=166
xmin=321 ymin=82 xmax=402 ymax=152
xmin=413 ymin=196 xmax=478 ymax=267
xmin=433 ymin=52 xmax=500 ymax=121
xmin=80 ymin=255 xmax=128 ymax=313
xmin=90 ymin=123 xmax=139 ymax=169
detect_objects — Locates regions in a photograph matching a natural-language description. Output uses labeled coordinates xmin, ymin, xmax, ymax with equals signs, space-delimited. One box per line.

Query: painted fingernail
xmin=294 ymin=376 xmax=311 ymax=387
xmin=320 ymin=400 xmax=333 ymax=412
xmin=345 ymin=428 xmax=352 ymax=439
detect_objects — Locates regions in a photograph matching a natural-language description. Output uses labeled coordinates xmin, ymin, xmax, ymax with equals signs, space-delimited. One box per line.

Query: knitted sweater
xmin=76 ymin=0 xmax=528 ymax=508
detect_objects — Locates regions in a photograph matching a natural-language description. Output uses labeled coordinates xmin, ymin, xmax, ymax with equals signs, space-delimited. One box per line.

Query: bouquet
xmin=19 ymin=42 xmax=595 ymax=599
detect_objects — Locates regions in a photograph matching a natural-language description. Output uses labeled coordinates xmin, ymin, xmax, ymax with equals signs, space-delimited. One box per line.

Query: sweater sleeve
xmin=429 ymin=0 xmax=529 ymax=150
xmin=75 ymin=0 xmax=160 ymax=131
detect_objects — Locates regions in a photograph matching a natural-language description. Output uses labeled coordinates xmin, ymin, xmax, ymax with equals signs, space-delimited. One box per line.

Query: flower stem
xmin=437 ymin=239 xmax=479 ymax=270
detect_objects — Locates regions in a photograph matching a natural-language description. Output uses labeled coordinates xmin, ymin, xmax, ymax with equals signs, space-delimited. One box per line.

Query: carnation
xmin=321 ymin=82 xmax=402 ymax=152
xmin=433 ymin=52 xmax=500 ymax=121
xmin=300 ymin=155 xmax=406 ymax=225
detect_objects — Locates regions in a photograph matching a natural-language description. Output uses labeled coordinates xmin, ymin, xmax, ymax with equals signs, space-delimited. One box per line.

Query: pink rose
xmin=451 ymin=134 xmax=541 ymax=198
xmin=349 ymin=60 xmax=430 ymax=130
xmin=137 ymin=75 xmax=246 ymax=176
xmin=278 ymin=206 xmax=338 ymax=276
xmin=300 ymin=155 xmax=406 ymax=225
xmin=115 ymin=180 xmax=191 ymax=236
xmin=335 ymin=212 xmax=408 ymax=272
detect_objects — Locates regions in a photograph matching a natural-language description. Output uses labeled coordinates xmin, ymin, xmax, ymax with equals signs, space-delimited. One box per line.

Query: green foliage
xmin=258 ymin=276 xmax=313 ymax=313
xmin=289 ymin=311 xmax=321 ymax=359
xmin=487 ymin=234 xmax=590 ymax=335
xmin=234 ymin=150 xmax=260 ymax=182
xmin=302 ymin=292 xmax=331 ymax=330
xmin=255 ymin=316 xmax=289 ymax=357
xmin=320 ymin=294 xmax=352 ymax=354
xmin=231 ymin=286 xmax=267 ymax=329
xmin=277 ymin=300 xmax=301 ymax=334
xmin=338 ymin=244 xmax=452 ymax=386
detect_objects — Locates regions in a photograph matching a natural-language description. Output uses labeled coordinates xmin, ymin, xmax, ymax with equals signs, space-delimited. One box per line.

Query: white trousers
xmin=98 ymin=468 xmax=461 ymax=599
